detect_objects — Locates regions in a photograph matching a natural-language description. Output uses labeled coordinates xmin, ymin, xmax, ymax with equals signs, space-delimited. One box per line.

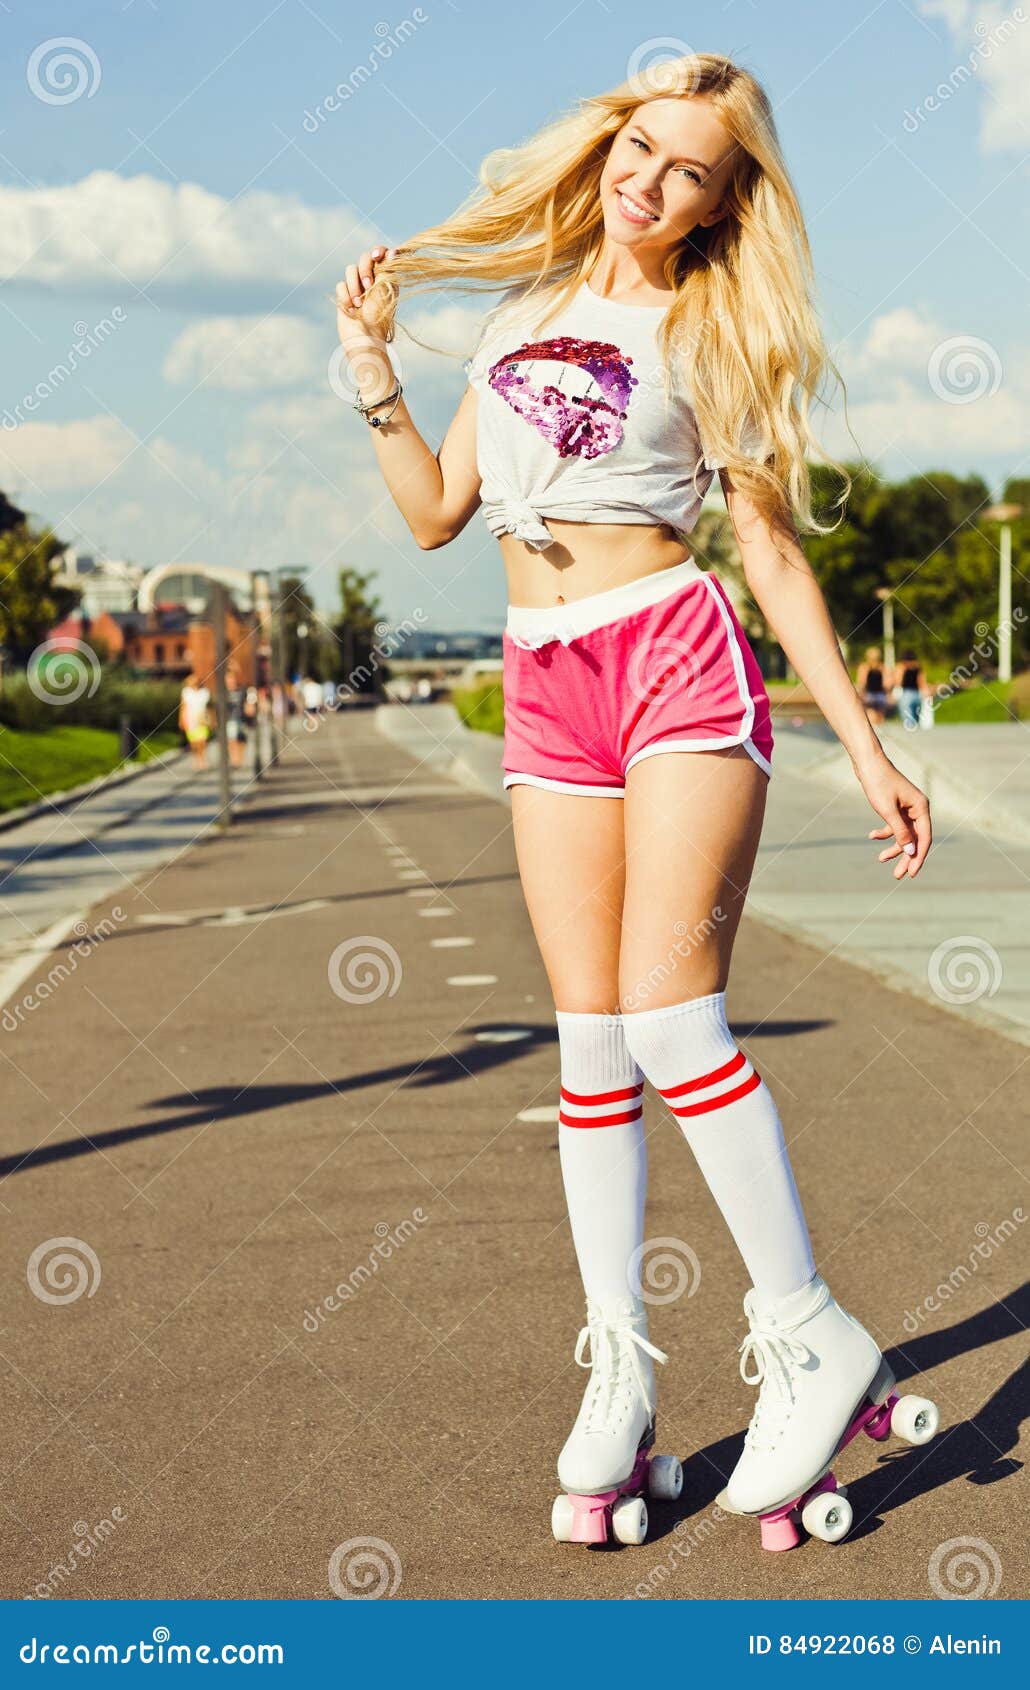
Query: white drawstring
xmin=507 ymin=614 xmax=580 ymax=652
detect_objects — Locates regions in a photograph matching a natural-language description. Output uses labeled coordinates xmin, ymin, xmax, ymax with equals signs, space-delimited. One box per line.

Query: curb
xmin=789 ymin=732 xmax=1030 ymax=848
xmin=374 ymin=703 xmax=510 ymax=805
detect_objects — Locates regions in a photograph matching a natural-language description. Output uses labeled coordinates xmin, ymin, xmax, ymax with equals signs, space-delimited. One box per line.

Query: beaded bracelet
xmin=354 ymin=382 xmax=403 ymax=427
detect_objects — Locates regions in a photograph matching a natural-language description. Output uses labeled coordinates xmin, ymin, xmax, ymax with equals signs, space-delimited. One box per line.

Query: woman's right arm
xmin=336 ymin=257 xmax=481 ymax=550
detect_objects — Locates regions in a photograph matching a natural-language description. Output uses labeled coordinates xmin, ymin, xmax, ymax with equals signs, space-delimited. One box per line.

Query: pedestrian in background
xmin=178 ymin=672 xmax=211 ymax=771
xmin=894 ymin=649 xmax=930 ymax=731
xmin=856 ymin=646 xmax=889 ymax=724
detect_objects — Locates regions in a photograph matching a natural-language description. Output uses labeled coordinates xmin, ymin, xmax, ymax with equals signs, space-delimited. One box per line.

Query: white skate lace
xmin=738 ymin=1320 xmax=812 ymax=1453
xmin=575 ymin=1317 xmax=668 ymax=1433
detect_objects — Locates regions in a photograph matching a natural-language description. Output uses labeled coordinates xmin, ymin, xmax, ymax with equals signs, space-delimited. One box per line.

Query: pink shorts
xmin=502 ymin=559 xmax=773 ymax=797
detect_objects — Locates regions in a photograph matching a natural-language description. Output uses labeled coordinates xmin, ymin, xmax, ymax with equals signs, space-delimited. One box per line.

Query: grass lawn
xmin=930 ymin=678 xmax=1021 ymax=724
xmin=0 ymin=724 xmax=180 ymax=813
xmin=452 ymin=679 xmax=505 ymax=737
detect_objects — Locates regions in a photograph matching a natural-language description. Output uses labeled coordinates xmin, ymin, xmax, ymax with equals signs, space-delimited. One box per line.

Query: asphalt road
xmin=0 ymin=710 xmax=1024 ymax=1602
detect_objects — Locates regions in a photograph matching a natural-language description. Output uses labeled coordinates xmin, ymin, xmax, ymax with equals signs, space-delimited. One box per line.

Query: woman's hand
xmin=856 ymin=751 xmax=932 ymax=879
xmin=336 ymin=245 xmax=395 ymax=345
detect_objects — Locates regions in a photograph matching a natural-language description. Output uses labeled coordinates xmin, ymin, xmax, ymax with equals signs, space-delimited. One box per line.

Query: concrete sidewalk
xmin=785 ymin=720 xmax=1030 ymax=849
xmin=0 ymin=710 xmax=1023 ymax=1601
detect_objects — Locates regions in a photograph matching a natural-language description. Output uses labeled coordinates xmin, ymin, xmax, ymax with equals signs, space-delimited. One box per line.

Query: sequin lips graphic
xmin=488 ymin=336 xmax=637 ymax=458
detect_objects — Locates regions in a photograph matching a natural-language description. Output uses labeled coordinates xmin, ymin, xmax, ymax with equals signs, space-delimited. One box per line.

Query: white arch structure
xmin=137 ymin=562 xmax=255 ymax=615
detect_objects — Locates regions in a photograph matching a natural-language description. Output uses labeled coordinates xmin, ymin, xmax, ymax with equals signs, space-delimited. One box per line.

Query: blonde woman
xmin=336 ymin=55 xmax=938 ymax=1551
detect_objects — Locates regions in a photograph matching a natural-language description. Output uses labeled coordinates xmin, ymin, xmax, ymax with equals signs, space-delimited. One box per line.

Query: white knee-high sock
xmin=622 ymin=991 xmax=815 ymax=1300
xmin=554 ymin=1010 xmax=647 ymax=1308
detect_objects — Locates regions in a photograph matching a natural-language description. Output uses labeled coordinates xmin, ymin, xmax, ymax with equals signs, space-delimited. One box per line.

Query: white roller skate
xmin=552 ymin=1295 xmax=683 ymax=1547
xmin=717 ymin=1273 xmax=940 ymax=1550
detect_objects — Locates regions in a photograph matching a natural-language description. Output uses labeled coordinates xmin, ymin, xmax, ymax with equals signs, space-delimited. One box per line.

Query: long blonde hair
xmin=361 ymin=54 xmax=852 ymax=533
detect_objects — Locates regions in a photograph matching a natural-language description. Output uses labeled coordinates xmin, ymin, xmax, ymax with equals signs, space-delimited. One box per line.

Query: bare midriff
xmin=499 ymin=520 xmax=693 ymax=608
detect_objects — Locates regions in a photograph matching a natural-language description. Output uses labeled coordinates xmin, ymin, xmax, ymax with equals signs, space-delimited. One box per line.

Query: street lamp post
xmin=875 ymin=587 xmax=895 ymax=675
xmin=983 ymin=503 xmax=1022 ymax=685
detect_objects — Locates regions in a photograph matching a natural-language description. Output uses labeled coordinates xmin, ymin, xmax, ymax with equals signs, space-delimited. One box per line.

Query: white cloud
xmin=0 ymin=170 xmax=377 ymax=297
xmin=843 ymin=307 xmax=938 ymax=377
xmin=917 ymin=0 xmax=1030 ymax=151
xmin=0 ymin=416 xmax=134 ymax=491
xmin=835 ymin=307 xmax=1029 ymax=467
xmin=162 ymin=297 xmax=482 ymax=395
xmin=163 ymin=315 xmax=326 ymax=390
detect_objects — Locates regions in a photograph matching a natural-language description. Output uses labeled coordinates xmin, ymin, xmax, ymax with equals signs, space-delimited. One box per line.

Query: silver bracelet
xmin=355 ymin=382 xmax=403 ymax=427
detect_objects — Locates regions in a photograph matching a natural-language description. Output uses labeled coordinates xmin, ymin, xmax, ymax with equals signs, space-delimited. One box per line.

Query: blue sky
xmin=1 ymin=0 xmax=1027 ymax=630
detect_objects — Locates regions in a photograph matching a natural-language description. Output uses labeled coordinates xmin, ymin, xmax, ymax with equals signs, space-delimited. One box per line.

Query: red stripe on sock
xmin=559 ymin=1104 xmax=644 ymax=1129
xmin=658 ymin=1049 xmax=745 ymax=1099
xmin=560 ymin=1082 xmax=643 ymax=1106
xmin=667 ymin=1069 xmax=762 ymax=1117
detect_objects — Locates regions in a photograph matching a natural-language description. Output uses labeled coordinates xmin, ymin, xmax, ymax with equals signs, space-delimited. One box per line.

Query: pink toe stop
xmin=759 ymin=1512 xmax=801 ymax=1552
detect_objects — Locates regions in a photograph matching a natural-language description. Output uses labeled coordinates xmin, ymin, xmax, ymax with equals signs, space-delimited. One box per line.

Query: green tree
xmin=888 ymin=525 xmax=1028 ymax=669
xmin=274 ymin=574 xmax=318 ymax=678
xmin=0 ymin=523 xmax=69 ymax=662
xmin=332 ymin=567 xmax=385 ymax=698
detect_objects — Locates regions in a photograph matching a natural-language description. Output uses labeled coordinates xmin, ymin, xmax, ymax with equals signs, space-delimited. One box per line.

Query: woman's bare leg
xmin=619 ymin=747 xmax=815 ymax=1301
xmin=509 ymin=785 xmax=626 ymax=1012
xmin=619 ymin=744 xmax=766 ymax=1011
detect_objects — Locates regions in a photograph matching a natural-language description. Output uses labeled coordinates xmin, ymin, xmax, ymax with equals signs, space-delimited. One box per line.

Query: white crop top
xmin=464 ymin=280 xmax=766 ymax=551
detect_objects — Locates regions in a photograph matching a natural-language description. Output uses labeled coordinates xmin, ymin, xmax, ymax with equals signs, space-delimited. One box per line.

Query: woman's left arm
xmin=722 ymin=474 xmax=931 ymax=880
